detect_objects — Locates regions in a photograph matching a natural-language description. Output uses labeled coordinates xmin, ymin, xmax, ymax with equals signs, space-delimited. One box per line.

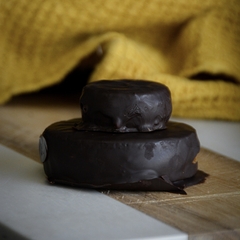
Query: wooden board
xmin=1 ymin=91 xmax=240 ymax=240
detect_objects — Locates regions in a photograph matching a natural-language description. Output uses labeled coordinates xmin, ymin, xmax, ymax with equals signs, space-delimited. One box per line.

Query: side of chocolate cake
xmin=40 ymin=119 xmax=200 ymax=190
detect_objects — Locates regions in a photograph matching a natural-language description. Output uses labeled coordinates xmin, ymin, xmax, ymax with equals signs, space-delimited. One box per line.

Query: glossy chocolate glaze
xmin=78 ymin=80 xmax=172 ymax=132
xmin=41 ymin=119 xmax=201 ymax=191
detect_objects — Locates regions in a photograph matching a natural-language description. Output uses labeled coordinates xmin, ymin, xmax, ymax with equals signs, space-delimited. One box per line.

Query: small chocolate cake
xmin=78 ymin=80 xmax=172 ymax=132
xmin=39 ymin=79 xmax=206 ymax=192
xmin=40 ymin=119 xmax=200 ymax=191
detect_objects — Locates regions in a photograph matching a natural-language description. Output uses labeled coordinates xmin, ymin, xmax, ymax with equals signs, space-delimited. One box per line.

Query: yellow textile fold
xmin=0 ymin=0 xmax=240 ymax=120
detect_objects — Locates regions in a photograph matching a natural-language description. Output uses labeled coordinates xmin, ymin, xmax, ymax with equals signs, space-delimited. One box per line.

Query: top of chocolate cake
xmin=77 ymin=79 xmax=172 ymax=132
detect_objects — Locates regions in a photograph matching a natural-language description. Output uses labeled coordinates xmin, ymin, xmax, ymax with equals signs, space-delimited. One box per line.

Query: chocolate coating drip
xmin=41 ymin=119 xmax=200 ymax=191
xmin=78 ymin=80 xmax=172 ymax=132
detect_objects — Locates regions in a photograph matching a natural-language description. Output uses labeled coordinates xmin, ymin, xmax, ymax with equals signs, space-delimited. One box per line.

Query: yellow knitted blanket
xmin=1 ymin=0 xmax=240 ymax=120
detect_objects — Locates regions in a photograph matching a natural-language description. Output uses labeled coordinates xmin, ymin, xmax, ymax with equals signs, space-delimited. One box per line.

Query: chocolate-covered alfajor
xmin=77 ymin=80 xmax=172 ymax=132
xmin=39 ymin=79 xmax=206 ymax=192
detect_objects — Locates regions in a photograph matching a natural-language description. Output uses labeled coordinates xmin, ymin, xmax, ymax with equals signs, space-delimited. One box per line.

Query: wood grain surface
xmin=1 ymin=91 xmax=240 ymax=240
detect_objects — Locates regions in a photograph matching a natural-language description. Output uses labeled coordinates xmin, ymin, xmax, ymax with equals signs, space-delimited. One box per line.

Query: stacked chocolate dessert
xmin=39 ymin=80 xmax=206 ymax=192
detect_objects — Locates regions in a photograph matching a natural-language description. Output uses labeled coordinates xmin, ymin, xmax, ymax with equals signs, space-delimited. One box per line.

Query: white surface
xmin=171 ymin=118 xmax=240 ymax=162
xmin=0 ymin=144 xmax=187 ymax=240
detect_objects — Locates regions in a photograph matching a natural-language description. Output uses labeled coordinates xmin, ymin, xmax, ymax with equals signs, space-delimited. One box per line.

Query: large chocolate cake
xmin=39 ymin=79 xmax=206 ymax=192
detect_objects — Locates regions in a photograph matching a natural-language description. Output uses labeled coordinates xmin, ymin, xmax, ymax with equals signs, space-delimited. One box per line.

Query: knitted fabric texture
xmin=0 ymin=0 xmax=240 ymax=120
